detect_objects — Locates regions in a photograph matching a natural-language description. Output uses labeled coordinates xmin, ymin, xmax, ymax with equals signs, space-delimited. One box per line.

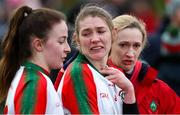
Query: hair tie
xmin=24 ymin=12 xmax=28 ymax=17
xmin=24 ymin=7 xmax=33 ymax=17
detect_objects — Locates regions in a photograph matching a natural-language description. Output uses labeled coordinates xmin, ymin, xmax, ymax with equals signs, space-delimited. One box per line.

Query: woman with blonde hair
xmin=108 ymin=14 xmax=180 ymax=114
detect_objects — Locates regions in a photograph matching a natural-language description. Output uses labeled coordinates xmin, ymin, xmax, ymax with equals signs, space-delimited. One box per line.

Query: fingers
xmin=100 ymin=66 xmax=133 ymax=90
xmin=100 ymin=66 xmax=119 ymax=77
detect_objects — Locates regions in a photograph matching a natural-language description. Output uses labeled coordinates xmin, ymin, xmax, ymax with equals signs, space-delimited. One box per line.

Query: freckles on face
xmin=111 ymin=28 xmax=143 ymax=71
xmin=43 ymin=21 xmax=70 ymax=69
xmin=78 ymin=16 xmax=112 ymax=61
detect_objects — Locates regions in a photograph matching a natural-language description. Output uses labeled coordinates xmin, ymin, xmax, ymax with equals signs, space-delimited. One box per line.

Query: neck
xmin=126 ymin=67 xmax=134 ymax=74
xmin=87 ymin=57 xmax=108 ymax=71
xmin=28 ymin=56 xmax=50 ymax=73
xmin=109 ymin=55 xmax=119 ymax=67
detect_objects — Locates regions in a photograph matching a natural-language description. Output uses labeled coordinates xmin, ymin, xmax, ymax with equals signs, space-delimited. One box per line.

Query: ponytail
xmin=0 ymin=6 xmax=33 ymax=103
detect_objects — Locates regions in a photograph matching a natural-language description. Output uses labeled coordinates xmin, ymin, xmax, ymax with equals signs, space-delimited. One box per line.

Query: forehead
xmin=48 ymin=21 xmax=68 ymax=37
xmin=79 ymin=16 xmax=109 ymax=31
xmin=47 ymin=21 xmax=68 ymax=40
xmin=117 ymin=28 xmax=143 ymax=43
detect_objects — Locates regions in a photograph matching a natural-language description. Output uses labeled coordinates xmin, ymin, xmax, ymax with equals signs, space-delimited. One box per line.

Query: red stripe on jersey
xmin=4 ymin=105 xmax=8 ymax=114
xmin=14 ymin=70 xmax=26 ymax=114
xmin=82 ymin=64 xmax=99 ymax=113
xmin=54 ymin=68 xmax=64 ymax=91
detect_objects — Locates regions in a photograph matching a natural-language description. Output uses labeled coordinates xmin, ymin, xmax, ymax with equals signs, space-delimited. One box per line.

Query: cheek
xmin=106 ymin=34 xmax=112 ymax=44
xmin=49 ymin=43 xmax=59 ymax=52
xmin=79 ymin=39 xmax=90 ymax=49
xmin=106 ymin=39 xmax=112 ymax=49
xmin=45 ymin=42 xmax=62 ymax=58
xmin=115 ymin=47 xmax=124 ymax=57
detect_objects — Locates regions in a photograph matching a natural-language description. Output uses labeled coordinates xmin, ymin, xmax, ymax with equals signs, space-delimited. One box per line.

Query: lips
xmin=61 ymin=56 xmax=67 ymax=61
xmin=90 ymin=46 xmax=103 ymax=50
xmin=122 ymin=60 xmax=134 ymax=65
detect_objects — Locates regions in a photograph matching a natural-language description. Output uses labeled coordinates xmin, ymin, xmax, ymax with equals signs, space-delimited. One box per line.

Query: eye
xmin=81 ymin=31 xmax=92 ymax=37
xmin=58 ymin=38 xmax=66 ymax=44
xmin=82 ymin=32 xmax=90 ymax=37
xmin=119 ymin=43 xmax=128 ymax=48
xmin=133 ymin=43 xmax=141 ymax=49
xmin=98 ymin=30 xmax=106 ymax=34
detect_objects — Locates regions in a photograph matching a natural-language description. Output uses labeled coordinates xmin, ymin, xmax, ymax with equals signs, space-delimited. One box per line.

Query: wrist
xmin=123 ymin=86 xmax=136 ymax=104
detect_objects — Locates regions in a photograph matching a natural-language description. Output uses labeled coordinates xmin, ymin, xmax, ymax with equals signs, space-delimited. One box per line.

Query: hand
xmin=100 ymin=66 xmax=136 ymax=104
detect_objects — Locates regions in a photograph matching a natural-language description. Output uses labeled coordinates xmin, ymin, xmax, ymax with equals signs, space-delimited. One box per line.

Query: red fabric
xmin=82 ymin=64 xmax=99 ymax=113
xmin=130 ymin=61 xmax=142 ymax=83
xmin=107 ymin=59 xmax=124 ymax=72
xmin=14 ymin=71 xmax=26 ymax=113
xmin=132 ymin=62 xmax=180 ymax=114
xmin=33 ymin=72 xmax=47 ymax=113
xmin=54 ymin=68 xmax=64 ymax=91
xmin=4 ymin=106 xmax=8 ymax=114
xmin=61 ymin=65 xmax=80 ymax=113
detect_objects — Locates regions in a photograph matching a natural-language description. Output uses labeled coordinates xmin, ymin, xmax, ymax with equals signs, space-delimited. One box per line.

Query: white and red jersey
xmin=4 ymin=61 xmax=64 ymax=114
xmin=57 ymin=53 xmax=123 ymax=114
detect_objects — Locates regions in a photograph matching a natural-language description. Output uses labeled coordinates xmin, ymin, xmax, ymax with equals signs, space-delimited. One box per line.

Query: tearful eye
xmin=82 ymin=31 xmax=93 ymax=37
xmin=82 ymin=33 xmax=90 ymax=37
xmin=98 ymin=30 xmax=106 ymax=34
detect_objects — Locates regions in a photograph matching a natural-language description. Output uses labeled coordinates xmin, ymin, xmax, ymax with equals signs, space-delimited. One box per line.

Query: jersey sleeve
xmin=14 ymin=69 xmax=47 ymax=114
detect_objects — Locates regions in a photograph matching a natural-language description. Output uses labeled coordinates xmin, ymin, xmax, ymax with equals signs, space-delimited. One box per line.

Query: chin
xmin=53 ymin=64 xmax=63 ymax=70
xmin=124 ymin=66 xmax=132 ymax=72
xmin=58 ymin=64 xmax=63 ymax=69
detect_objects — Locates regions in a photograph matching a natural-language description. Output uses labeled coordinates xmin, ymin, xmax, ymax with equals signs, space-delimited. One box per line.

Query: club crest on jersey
xmin=150 ymin=100 xmax=157 ymax=112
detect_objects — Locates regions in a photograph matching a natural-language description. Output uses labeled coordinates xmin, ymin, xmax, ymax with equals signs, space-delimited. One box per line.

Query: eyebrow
xmin=82 ymin=26 xmax=107 ymax=31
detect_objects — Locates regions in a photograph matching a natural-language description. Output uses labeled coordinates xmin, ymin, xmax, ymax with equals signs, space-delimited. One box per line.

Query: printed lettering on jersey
xmin=100 ymin=93 xmax=109 ymax=99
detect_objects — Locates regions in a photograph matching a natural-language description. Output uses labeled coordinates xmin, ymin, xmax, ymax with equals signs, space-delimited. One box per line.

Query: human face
xmin=110 ymin=28 xmax=143 ymax=72
xmin=43 ymin=21 xmax=71 ymax=70
xmin=77 ymin=16 xmax=112 ymax=62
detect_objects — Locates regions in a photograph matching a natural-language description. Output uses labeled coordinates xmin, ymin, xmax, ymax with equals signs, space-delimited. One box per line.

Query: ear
xmin=31 ymin=37 xmax=44 ymax=52
xmin=112 ymin=28 xmax=118 ymax=43
xmin=73 ymin=32 xmax=79 ymax=43
xmin=73 ymin=32 xmax=80 ymax=46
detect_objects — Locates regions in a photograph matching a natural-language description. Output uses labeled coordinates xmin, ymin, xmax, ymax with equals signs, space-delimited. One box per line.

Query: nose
xmin=126 ymin=48 xmax=134 ymax=58
xmin=65 ymin=42 xmax=71 ymax=53
xmin=91 ymin=33 xmax=101 ymax=43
